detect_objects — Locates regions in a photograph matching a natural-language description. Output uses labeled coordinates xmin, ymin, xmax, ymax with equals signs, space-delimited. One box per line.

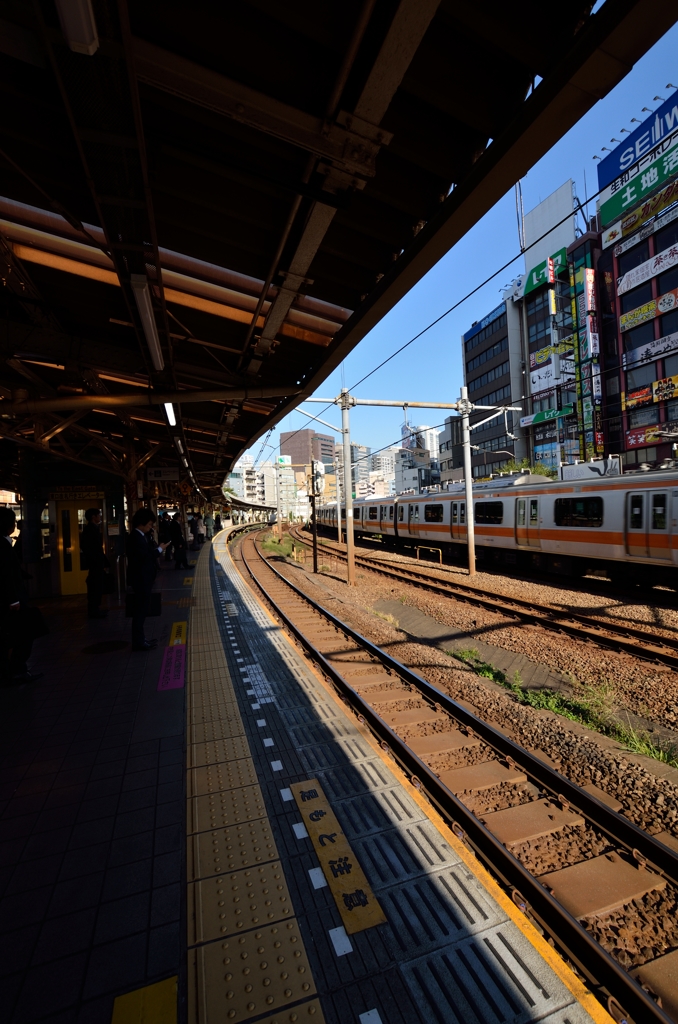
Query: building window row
xmin=464 ymin=313 xmax=507 ymax=353
xmin=468 ymin=360 xmax=510 ymax=394
xmin=465 ymin=336 xmax=507 ymax=374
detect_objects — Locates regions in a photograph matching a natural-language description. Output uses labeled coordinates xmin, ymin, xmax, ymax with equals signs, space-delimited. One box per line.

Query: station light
xmin=181 ymin=456 xmax=188 ymax=468
xmin=164 ymin=403 xmax=176 ymax=426
xmin=130 ymin=274 xmax=164 ymax=372
xmin=174 ymin=437 xmax=184 ymax=454
xmin=55 ymin=0 xmax=99 ymax=55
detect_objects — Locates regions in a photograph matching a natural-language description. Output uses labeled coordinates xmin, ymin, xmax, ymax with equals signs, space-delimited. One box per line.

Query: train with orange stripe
xmin=317 ymin=470 xmax=678 ymax=585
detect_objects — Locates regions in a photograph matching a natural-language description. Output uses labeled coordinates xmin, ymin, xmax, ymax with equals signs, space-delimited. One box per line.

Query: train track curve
xmin=229 ymin=524 xmax=678 ymax=1024
xmin=288 ymin=526 xmax=678 ymax=671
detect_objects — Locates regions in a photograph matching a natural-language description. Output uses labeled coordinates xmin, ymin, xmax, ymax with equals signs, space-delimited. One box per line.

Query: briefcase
xmin=125 ymin=592 xmax=162 ymax=617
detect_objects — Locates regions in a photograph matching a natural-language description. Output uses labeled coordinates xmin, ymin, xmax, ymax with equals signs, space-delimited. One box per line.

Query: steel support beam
xmin=0 ymin=386 xmax=300 ymax=415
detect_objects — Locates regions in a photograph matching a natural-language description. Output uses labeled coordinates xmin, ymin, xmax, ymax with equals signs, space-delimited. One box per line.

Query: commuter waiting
xmin=170 ymin=513 xmax=189 ymax=570
xmin=81 ymin=507 xmax=111 ymax=619
xmin=0 ymin=507 xmax=46 ymax=684
xmin=126 ymin=508 xmax=168 ymax=651
xmin=204 ymin=510 xmax=214 ymax=540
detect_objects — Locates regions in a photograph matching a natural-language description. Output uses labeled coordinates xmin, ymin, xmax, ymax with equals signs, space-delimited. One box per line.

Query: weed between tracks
xmin=448 ymin=649 xmax=678 ymax=769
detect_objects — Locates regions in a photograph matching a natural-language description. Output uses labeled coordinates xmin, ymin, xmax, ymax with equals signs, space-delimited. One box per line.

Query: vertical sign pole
xmin=311 ymin=491 xmax=318 ymax=573
xmin=341 ymin=389 xmax=356 ymax=586
xmin=460 ymin=386 xmax=476 ymax=576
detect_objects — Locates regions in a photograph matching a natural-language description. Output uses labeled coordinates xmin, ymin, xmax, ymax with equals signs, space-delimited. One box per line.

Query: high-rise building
xmin=370 ymin=447 xmax=401 ymax=476
xmin=280 ymin=429 xmax=335 ymax=468
xmin=438 ymin=416 xmax=464 ymax=484
xmin=335 ymin=442 xmax=371 ymax=496
xmin=402 ymin=425 xmax=440 ymax=462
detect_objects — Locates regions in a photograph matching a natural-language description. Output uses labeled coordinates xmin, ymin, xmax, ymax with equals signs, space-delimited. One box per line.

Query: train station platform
xmin=1 ymin=529 xmax=609 ymax=1024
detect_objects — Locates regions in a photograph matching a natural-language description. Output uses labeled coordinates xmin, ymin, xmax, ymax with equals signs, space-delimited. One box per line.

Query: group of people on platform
xmin=0 ymin=505 xmax=225 ymax=684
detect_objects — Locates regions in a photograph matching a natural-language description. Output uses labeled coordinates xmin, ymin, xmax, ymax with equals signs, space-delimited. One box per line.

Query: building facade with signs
xmin=596 ymin=88 xmax=678 ymax=468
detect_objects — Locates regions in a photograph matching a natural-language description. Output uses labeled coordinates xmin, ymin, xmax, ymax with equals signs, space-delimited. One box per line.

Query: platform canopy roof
xmin=0 ymin=0 xmax=674 ymax=499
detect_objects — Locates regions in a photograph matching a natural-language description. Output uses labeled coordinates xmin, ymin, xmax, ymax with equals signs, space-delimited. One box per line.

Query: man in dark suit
xmin=81 ymin=507 xmax=110 ymax=619
xmin=170 ymin=513 xmax=189 ymax=570
xmin=0 ymin=507 xmax=44 ymax=684
xmin=126 ymin=508 xmax=168 ymax=651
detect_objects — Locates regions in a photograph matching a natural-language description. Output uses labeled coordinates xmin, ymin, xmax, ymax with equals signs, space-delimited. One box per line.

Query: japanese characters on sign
xmin=622 ymin=385 xmax=653 ymax=410
xmin=597 ymin=90 xmax=678 ymax=189
xmin=622 ymin=329 xmax=678 ymax=369
xmin=620 ymin=288 xmax=678 ymax=332
xmin=523 ymin=248 xmax=567 ymax=296
xmin=290 ymin=779 xmax=386 ymax=934
xmin=598 ymin=126 xmax=678 ymax=228
xmin=617 ymin=241 xmax=678 ymax=296
xmin=603 ymin=180 xmax=678 ymax=250
xmin=626 ymin=425 xmax=662 ymax=449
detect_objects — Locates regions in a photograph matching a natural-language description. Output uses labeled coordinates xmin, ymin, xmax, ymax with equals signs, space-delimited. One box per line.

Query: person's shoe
xmin=132 ymin=640 xmax=158 ymax=651
xmin=87 ymin=610 xmax=107 ymax=619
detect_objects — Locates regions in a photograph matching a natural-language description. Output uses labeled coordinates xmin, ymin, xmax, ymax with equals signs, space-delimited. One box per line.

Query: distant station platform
xmin=0 ymin=529 xmax=609 ymax=1024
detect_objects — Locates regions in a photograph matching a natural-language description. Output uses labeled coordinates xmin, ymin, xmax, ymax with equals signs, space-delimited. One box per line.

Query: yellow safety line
xmin=225 ymin=529 xmax=614 ymax=1024
xmin=110 ymin=976 xmax=177 ymax=1024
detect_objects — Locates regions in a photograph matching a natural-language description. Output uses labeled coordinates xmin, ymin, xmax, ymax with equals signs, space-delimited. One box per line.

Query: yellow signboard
xmin=291 ymin=779 xmax=386 ymax=934
xmin=169 ymin=621 xmax=187 ymax=645
xmin=653 ymin=374 xmax=678 ymax=403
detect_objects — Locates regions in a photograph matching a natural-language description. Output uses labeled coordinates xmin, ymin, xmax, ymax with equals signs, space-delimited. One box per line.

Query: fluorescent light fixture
xmin=181 ymin=457 xmax=188 ymax=467
xmin=130 ymin=274 xmax=164 ymax=372
xmin=174 ymin=437 xmax=184 ymax=454
xmin=55 ymin=0 xmax=99 ymax=55
xmin=164 ymin=402 xmax=176 ymax=426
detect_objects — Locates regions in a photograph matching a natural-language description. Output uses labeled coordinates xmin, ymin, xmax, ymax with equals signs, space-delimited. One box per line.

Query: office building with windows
xmin=280 ymin=428 xmax=335 ymax=468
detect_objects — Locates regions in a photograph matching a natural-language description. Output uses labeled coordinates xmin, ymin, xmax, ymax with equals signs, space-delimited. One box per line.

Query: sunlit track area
xmin=223 ymin=523 xmax=678 ymax=1022
xmin=208 ymin=526 xmax=611 ymax=1024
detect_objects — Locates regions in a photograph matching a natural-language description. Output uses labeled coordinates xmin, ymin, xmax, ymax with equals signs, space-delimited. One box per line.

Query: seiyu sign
xmin=597 ymin=90 xmax=678 ymax=189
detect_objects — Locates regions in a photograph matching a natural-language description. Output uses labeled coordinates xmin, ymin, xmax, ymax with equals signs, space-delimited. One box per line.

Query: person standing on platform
xmin=159 ymin=511 xmax=173 ymax=561
xmin=195 ymin=514 xmax=206 ymax=545
xmin=126 ymin=508 xmax=168 ymax=652
xmin=81 ymin=508 xmax=110 ymax=619
xmin=170 ymin=513 xmax=189 ymax=570
xmin=0 ymin=507 xmax=45 ymax=684
xmin=204 ymin=510 xmax=214 ymax=540
xmin=214 ymin=513 xmax=222 ymax=532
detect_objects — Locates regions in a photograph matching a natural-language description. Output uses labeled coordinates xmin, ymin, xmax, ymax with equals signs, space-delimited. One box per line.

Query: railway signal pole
xmin=304 ymin=391 xmax=522 ymax=583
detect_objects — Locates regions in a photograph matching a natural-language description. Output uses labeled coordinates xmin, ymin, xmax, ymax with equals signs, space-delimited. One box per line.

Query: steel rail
xmin=231 ymin=526 xmax=675 ymax=1024
xmin=289 ymin=526 xmax=678 ymax=669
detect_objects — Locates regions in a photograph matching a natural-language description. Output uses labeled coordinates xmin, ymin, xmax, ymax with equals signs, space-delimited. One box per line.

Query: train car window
xmin=629 ymin=495 xmax=643 ymax=529
xmin=475 ymin=501 xmax=503 ymax=524
xmin=369 ymin=507 xmax=378 ymax=520
xmin=530 ymin=499 xmax=539 ymax=524
xmin=460 ymin=503 xmax=465 ymax=524
xmin=341 ymin=508 xmax=345 ymax=520
xmin=409 ymin=505 xmax=419 ymax=522
xmin=424 ymin=504 xmax=444 ymax=523
xmin=389 ymin=506 xmax=394 ymax=520
xmin=398 ymin=506 xmax=404 ymax=521
xmin=517 ymin=500 xmax=526 ymax=526
xmin=554 ymin=497 xmax=603 ymax=527
xmin=652 ymin=494 xmax=667 ymax=530
xmin=452 ymin=503 xmax=458 ymax=524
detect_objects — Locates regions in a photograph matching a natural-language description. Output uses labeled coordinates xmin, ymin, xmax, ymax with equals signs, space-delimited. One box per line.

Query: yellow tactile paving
xmin=188 ymin=863 xmax=293 ymax=944
xmin=188 ymin=735 xmax=251 ymax=768
xmin=194 ymin=920 xmax=316 ymax=1024
xmin=189 ymin=704 xmax=244 ymax=727
xmin=188 ymin=760 xmax=260 ymax=798
xmin=190 ymin=721 xmax=249 ymax=745
xmin=246 ymin=1002 xmax=325 ymax=1024
xmin=188 ymin=819 xmax=280 ymax=881
xmin=189 ymin=784 xmax=267 ymax=834
xmin=111 ymin=976 xmax=177 ymax=1023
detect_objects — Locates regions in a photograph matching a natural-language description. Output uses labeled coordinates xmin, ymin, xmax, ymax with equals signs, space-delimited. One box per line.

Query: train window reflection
xmin=629 ymin=495 xmax=643 ymax=529
xmin=554 ymin=497 xmax=603 ymax=527
xmin=475 ymin=501 xmax=503 ymax=524
xmin=369 ymin=507 xmax=378 ymax=520
xmin=517 ymin=500 xmax=526 ymax=526
xmin=424 ymin=504 xmax=444 ymax=523
xmin=652 ymin=493 xmax=667 ymax=530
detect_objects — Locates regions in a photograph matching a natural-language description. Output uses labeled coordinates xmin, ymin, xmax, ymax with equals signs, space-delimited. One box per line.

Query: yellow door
xmin=56 ymin=501 xmax=89 ymax=594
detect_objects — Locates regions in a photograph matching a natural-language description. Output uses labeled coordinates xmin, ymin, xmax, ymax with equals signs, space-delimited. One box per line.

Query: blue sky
xmin=243 ymin=20 xmax=678 ymax=467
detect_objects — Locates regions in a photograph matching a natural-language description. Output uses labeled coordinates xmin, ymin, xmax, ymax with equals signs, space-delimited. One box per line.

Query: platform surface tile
xmin=199 ymin=531 xmax=601 ymax=1024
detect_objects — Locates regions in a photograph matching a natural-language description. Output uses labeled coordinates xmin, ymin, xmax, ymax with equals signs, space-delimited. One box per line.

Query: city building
xmin=401 ymin=424 xmax=440 ymax=462
xmin=367 ymin=470 xmax=395 ymax=497
xmin=280 ymin=428 xmax=335 ymax=468
xmin=594 ymin=88 xmax=678 ymax=468
xmin=335 ymin=442 xmax=371 ymax=497
xmin=370 ymin=447 xmax=401 ymax=476
xmin=394 ymin=447 xmax=439 ymax=493
xmin=438 ymin=416 xmax=464 ymax=485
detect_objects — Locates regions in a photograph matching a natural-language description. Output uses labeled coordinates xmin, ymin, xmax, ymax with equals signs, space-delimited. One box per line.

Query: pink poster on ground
xmin=157 ymin=645 xmax=186 ymax=691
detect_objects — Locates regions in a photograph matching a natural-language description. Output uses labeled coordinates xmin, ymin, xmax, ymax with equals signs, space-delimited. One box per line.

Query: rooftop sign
xmin=463 ymin=302 xmax=505 ymax=343
xmin=597 ymin=90 xmax=678 ymax=190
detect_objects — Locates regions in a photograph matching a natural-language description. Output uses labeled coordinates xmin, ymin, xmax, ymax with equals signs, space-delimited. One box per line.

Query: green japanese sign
xmin=599 ymin=144 xmax=678 ymax=227
xmin=523 ymin=248 xmax=567 ymax=295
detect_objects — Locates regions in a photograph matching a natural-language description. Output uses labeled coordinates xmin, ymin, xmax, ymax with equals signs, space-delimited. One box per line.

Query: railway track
xmin=229 ymin=524 xmax=678 ymax=1024
xmin=289 ymin=526 xmax=678 ymax=671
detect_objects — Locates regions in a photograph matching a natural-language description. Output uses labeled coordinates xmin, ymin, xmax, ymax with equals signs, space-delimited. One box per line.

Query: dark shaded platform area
xmin=0 ymin=563 xmax=191 ymax=1024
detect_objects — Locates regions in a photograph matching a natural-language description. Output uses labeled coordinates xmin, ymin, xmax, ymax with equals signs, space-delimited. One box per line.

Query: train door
xmin=627 ymin=491 xmax=670 ymax=558
xmin=408 ymin=503 xmax=419 ymax=536
xmin=450 ymin=501 xmax=466 ymax=541
xmin=515 ymin=498 xmax=527 ymax=545
xmin=395 ymin=502 xmax=404 ymax=536
xmin=56 ymin=501 xmax=89 ymax=594
xmin=527 ymin=497 xmax=541 ymax=547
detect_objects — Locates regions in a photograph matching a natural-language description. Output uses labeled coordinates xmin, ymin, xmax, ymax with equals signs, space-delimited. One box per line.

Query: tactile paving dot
xmin=189 ymin=863 xmax=293 ymax=943
xmin=188 ymin=760 xmax=259 ymax=798
xmin=252 ymin=1000 xmax=325 ymax=1024
xmin=188 ymin=735 xmax=251 ymax=768
xmin=190 ymin=703 xmax=241 ymax=726
xmin=191 ymin=720 xmax=247 ymax=744
xmin=188 ymin=820 xmax=279 ymax=881
xmin=197 ymin=919 xmax=316 ymax=1023
xmin=190 ymin=785 xmax=266 ymax=833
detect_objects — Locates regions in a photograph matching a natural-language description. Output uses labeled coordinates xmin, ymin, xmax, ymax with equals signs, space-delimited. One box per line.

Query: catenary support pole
xmin=276 ymin=459 xmax=282 ymax=539
xmin=335 ymin=454 xmax=342 ymax=545
xmin=460 ymin=385 xmax=476 ymax=576
xmin=311 ymin=492 xmax=318 ymax=573
xmin=340 ymin=388 xmax=356 ymax=585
